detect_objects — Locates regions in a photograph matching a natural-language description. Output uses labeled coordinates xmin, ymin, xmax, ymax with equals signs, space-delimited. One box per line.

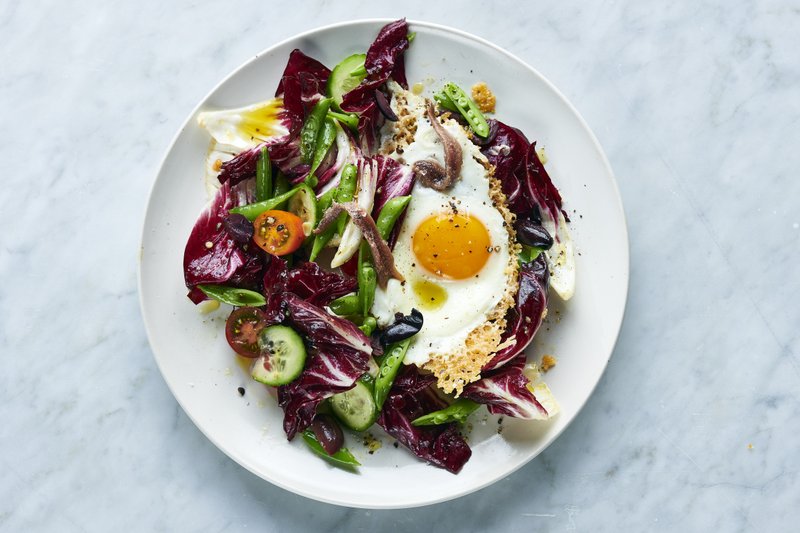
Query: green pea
xmin=300 ymin=97 xmax=333 ymax=164
xmin=309 ymin=118 xmax=337 ymax=177
xmin=440 ymin=82 xmax=490 ymax=138
xmin=228 ymin=186 xmax=301 ymax=221
xmin=255 ymin=146 xmax=272 ymax=202
xmin=301 ymin=429 xmax=360 ymax=468
xmin=329 ymin=293 xmax=359 ymax=316
xmin=373 ymin=339 xmax=412 ymax=410
xmin=411 ymin=398 xmax=480 ymax=426
xmin=197 ymin=284 xmax=266 ymax=307
xmin=375 ymin=196 xmax=411 ymax=240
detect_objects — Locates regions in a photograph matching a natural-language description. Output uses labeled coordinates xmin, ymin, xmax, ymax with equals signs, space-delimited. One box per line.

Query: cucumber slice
xmin=251 ymin=325 xmax=306 ymax=386
xmin=330 ymin=379 xmax=378 ymax=432
xmin=328 ymin=53 xmax=367 ymax=111
xmin=287 ymin=184 xmax=318 ymax=237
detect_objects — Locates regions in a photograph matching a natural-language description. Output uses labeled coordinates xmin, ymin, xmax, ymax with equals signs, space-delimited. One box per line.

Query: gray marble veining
xmin=1 ymin=0 xmax=798 ymax=531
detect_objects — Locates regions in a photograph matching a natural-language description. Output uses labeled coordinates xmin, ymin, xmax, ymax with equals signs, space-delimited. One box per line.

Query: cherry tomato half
xmin=252 ymin=210 xmax=305 ymax=256
xmin=225 ymin=307 xmax=269 ymax=357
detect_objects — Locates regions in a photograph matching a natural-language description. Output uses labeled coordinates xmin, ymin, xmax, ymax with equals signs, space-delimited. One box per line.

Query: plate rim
xmin=137 ymin=17 xmax=630 ymax=509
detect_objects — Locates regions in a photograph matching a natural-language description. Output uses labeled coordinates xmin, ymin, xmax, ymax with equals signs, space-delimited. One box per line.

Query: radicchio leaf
xmin=183 ymin=180 xmax=264 ymax=302
xmin=284 ymin=261 xmax=358 ymax=306
xmin=218 ymin=50 xmax=331 ymax=185
xmin=341 ymin=19 xmax=411 ymax=154
xmin=463 ymin=353 xmax=556 ymax=420
xmin=480 ymin=119 xmax=531 ymax=214
xmin=371 ymin=155 xmax=415 ymax=217
xmin=278 ymin=293 xmax=372 ymax=439
xmin=480 ymin=120 xmax=565 ymax=234
xmin=377 ymin=366 xmax=472 ymax=474
xmin=260 ymin=258 xmax=357 ymax=324
xmin=483 ymin=254 xmax=549 ymax=372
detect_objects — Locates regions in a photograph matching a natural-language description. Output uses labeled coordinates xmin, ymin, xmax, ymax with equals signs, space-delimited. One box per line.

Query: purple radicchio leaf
xmin=218 ymin=50 xmax=331 ymax=185
xmin=463 ymin=353 xmax=554 ymax=420
xmin=275 ymin=49 xmax=332 ymax=117
xmin=479 ymin=119 xmax=531 ymax=214
xmin=259 ymin=258 xmax=357 ymax=324
xmin=521 ymin=141 xmax=564 ymax=230
xmin=377 ymin=366 xmax=472 ymax=474
xmin=284 ymin=261 xmax=358 ymax=307
xmin=371 ymin=155 xmax=415 ymax=217
xmin=482 ymin=254 xmax=549 ymax=372
xmin=183 ymin=180 xmax=265 ymax=303
xmin=277 ymin=293 xmax=372 ymax=440
xmin=480 ymin=119 xmax=565 ymax=238
xmin=341 ymin=19 xmax=411 ymax=154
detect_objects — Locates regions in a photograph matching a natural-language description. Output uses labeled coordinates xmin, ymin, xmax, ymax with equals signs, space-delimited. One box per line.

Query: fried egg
xmin=372 ymin=90 xmax=517 ymax=371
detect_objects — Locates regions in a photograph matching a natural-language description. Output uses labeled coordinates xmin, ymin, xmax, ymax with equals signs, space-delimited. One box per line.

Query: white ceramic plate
xmin=138 ymin=19 xmax=628 ymax=509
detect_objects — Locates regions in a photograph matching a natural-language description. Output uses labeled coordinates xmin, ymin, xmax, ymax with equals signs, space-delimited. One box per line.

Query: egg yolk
xmin=412 ymin=212 xmax=491 ymax=279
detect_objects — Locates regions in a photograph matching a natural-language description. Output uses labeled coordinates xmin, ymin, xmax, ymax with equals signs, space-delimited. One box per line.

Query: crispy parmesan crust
xmin=384 ymin=85 xmax=522 ymax=396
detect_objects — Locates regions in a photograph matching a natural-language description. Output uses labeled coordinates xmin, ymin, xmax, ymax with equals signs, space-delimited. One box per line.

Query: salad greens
xmin=182 ymin=17 xmax=568 ymax=474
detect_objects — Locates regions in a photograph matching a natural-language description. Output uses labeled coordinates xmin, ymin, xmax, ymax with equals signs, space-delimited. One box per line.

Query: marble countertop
xmin=2 ymin=1 xmax=798 ymax=531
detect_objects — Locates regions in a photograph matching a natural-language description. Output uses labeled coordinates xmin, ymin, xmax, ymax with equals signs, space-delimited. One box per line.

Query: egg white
xmin=372 ymin=93 xmax=512 ymax=365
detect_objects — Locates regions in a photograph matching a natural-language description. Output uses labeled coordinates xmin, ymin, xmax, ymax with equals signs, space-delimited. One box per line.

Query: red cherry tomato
xmin=225 ymin=307 xmax=269 ymax=357
xmin=252 ymin=210 xmax=305 ymax=256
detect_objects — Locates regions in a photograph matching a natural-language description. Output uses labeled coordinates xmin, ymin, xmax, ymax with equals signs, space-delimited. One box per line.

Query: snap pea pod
xmin=433 ymin=91 xmax=458 ymax=113
xmin=328 ymin=110 xmax=359 ymax=131
xmin=300 ymin=97 xmax=332 ymax=164
xmin=273 ymin=172 xmax=290 ymax=196
xmin=357 ymin=260 xmax=376 ymax=316
xmin=309 ymin=118 xmax=337 ymax=177
xmin=197 ymin=284 xmax=266 ymax=307
xmin=255 ymin=146 xmax=272 ymax=202
xmin=301 ymin=429 xmax=360 ymax=468
xmin=373 ymin=339 xmax=411 ymax=410
xmin=354 ymin=196 xmax=410 ymax=317
xmin=375 ymin=195 xmax=411 ymax=240
xmin=272 ymin=172 xmax=291 ymax=210
xmin=335 ymin=164 xmax=358 ymax=234
xmin=329 ymin=293 xmax=359 ymax=316
xmin=317 ymin=186 xmax=337 ymax=212
xmin=309 ymin=164 xmax=358 ymax=261
xmin=411 ymin=398 xmax=480 ymax=426
xmin=358 ymin=316 xmax=377 ymax=336
xmin=228 ymin=186 xmax=301 ymax=221
xmin=440 ymin=82 xmax=490 ymax=138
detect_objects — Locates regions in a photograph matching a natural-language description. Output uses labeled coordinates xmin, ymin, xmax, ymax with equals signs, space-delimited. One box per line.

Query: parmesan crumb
xmin=362 ymin=433 xmax=382 ymax=454
xmin=540 ymin=355 xmax=557 ymax=372
xmin=471 ymin=82 xmax=496 ymax=114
